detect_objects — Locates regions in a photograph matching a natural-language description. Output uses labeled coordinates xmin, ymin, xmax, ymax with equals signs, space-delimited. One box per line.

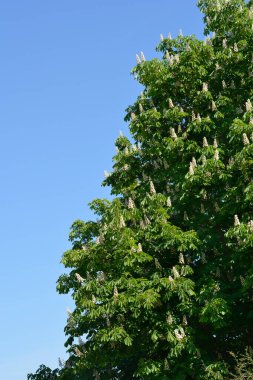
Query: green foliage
xmin=29 ymin=0 xmax=253 ymax=379
xmin=229 ymin=347 xmax=253 ymax=379
xmin=27 ymin=365 xmax=59 ymax=380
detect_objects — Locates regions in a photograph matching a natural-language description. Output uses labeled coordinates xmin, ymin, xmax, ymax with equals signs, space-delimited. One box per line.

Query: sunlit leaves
xmin=31 ymin=1 xmax=253 ymax=379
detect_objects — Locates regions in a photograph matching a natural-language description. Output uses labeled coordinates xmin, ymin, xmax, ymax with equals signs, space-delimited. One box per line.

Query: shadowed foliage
xmin=29 ymin=1 xmax=253 ymax=379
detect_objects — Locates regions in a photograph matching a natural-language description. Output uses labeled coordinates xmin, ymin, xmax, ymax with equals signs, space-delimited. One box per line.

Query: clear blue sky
xmin=0 ymin=1 xmax=204 ymax=379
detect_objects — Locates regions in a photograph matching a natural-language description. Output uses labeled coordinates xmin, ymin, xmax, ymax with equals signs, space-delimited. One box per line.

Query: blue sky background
xmin=0 ymin=1 xmax=204 ymax=379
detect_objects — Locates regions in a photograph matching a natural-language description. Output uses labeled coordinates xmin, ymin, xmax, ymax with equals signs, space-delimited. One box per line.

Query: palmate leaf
xmin=29 ymin=1 xmax=253 ymax=379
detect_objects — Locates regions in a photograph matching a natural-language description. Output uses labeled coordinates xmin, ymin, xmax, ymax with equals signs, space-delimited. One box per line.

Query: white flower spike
xmin=169 ymin=98 xmax=174 ymax=108
xmin=174 ymin=54 xmax=180 ymax=63
xmin=170 ymin=127 xmax=177 ymax=139
xmin=246 ymin=99 xmax=252 ymax=112
xmin=234 ymin=215 xmax=240 ymax=226
xmin=74 ymin=347 xmax=83 ymax=357
xmin=128 ymin=197 xmax=135 ymax=209
xmin=192 ymin=157 xmax=197 ymax=168
xmin=120 ymin=215 xmax=126 ymax=228
xmin=174 ymin=327 xmax=185 ymax=340
xmin=248 ymin=220 xmax=253 ymax=232
xmin=211 ymin=100 xmax=217 ymax=111
xmin=140 ymin=51 xmax=146 ymax=62
xmin=150 ymin=180 xmax=156 ymax=195
xmin=140 ymin=220 xmax=145 ymax=229
xmin=202 ymin=82 xmax=208 ymax=92
xmin=172 ymin=266 xmax=180 ymax=278
xmin=144 ymin=215 xmax=151 ymax=225
xmin=222 ymin=38 xmax=227 ymax=49
xmin=214 ymin=149 xmax=219 ymax=160
xmin=167 ymin=313 xmax=173 ymax=325
xmin=75 ymin=273 xmax=84 ymax=283
xmin=136 ymin=54 xmax=141 ymax=64
xmin=114 ymin=286 xmax=119 ymax=299
xmin=189 ymin=162 xmax=194 ymax=175
xmin=155 ymin=258 xmax=162 ymax=269
xmin=243 ymin=133 xmax=250 ymax=145
xmin=131 ymin=112 xmax=136 ymax=121
xmin=179 ymin=253 xmax=185 ymax=264
xmin=203 ymin=137 xmax=209 ymax=147
xmin=138 ymin=243 xmax=142 ymax=252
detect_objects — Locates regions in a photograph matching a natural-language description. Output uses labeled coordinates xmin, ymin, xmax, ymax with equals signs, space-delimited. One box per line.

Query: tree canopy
xmin=29 ymin=1 xmax=253 ymax=379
